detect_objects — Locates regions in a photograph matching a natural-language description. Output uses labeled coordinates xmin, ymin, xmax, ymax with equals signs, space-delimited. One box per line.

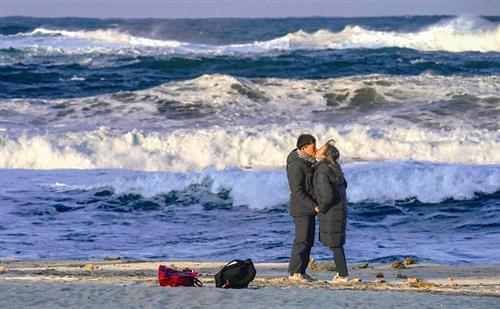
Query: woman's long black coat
xmin=313 ymin=161 xmax=348 ymax=248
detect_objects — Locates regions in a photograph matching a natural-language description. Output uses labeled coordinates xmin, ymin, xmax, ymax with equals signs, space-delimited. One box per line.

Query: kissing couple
xmin=286 ymin=134 xmax=349 ymax=283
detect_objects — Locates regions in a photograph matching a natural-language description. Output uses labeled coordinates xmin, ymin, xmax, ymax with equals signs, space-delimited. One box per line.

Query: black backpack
xmin=214 ymin=259 xmax=256 ymax=289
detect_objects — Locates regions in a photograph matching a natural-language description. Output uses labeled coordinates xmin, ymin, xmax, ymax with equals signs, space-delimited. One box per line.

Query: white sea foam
xmin=1 ymin=73 xmax=498 ymax=170
xmin=69 ymin=75 xmax=85 ymax=81
xmin=31 ymin=28 xmax=181 ymax=46
xmin=3 ymin=16 xmax=498 ymax=53
xmin=2 ymin=74 xmax=499 ymax=132
xmin=1 ymin=122 xmax=499 ymax=171
xmin=254 ymin=15 xmax=500 ymax=53
xmin=66 ymin=162 xmax=500 ymax=208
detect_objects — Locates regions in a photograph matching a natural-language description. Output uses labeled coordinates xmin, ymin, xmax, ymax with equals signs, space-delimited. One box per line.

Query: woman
xmin=313 ymin=140 xmax=349 ymax=282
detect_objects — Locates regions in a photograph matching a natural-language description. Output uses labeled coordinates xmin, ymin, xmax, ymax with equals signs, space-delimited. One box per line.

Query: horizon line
xmin=2 ymin=14 xmax=499 ymax=20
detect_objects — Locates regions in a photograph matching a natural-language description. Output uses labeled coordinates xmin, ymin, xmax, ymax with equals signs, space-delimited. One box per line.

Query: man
xmin=286 ymin=133 xmax=320 ymax=282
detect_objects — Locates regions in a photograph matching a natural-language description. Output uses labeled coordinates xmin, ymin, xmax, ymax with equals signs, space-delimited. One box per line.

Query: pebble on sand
xmin=0 ymin=266 xmax=6 ymax=273
xmin=391 ymin=261 xmax=406 ymax=269
xmin=447 ymin=277 xmax=458 ymax=287
xmin=396 ymin=273 xmax=407 ymax=279
xmin=403 ymin=256 xmax=417 ymax=266
xmin=104 ymin=257 xmax=121 ymax=261
xmin=376 ymin=272 xmax=384 ymax=278
xmin=357 ymin=263 xmax=369 ymax=269
xmin=391 ymin=257 xmax=417 ymax=269
xmin=407 ymin=277 xmax=422 ymax=285
xmin=407 ymin=277 xmax=437 ymax=289
xmin=82 ymin=264 xmax=100 ymax=271
xmin=309 ymin=258 xmax=335 ymax=272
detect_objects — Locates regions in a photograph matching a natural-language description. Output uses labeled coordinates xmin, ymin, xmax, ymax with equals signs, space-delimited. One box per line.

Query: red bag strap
xmin=193 ymin=277 xmax=203 ymax=287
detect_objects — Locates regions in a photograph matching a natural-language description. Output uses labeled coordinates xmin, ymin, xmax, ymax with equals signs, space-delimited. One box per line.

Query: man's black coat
xmin=286 ymin=149 xmax=317 ymax=217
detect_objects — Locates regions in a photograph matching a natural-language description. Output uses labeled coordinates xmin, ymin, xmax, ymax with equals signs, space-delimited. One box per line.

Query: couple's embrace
xmin=286 ymin=134 xmax=349 ymax=283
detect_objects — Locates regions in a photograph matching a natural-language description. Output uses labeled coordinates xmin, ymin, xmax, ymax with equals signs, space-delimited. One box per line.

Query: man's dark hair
xmin=296 ymin=134 xmax=316 ymax=150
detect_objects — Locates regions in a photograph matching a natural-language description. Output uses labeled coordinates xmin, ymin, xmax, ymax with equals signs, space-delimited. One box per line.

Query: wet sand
xmin=0 ymin=259 xmax=498 ymax=308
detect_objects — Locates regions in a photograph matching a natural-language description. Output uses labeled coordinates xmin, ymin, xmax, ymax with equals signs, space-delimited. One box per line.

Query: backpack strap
xmin=225 ymin=259 xmax=243 ymax=267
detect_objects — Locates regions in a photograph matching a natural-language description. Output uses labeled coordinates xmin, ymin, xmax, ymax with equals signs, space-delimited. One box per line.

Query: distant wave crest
xmin=3 ymin=16 xmax=499 ymax=53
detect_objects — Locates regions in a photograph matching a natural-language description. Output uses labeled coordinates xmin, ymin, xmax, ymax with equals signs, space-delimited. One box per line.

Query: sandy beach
xmin=0 ymin=259 xmax=498 ymax=308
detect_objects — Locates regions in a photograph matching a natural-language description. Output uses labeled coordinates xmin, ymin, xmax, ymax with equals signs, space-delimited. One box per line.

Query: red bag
xmin=158 ymin=265 xmax=203 ymax=287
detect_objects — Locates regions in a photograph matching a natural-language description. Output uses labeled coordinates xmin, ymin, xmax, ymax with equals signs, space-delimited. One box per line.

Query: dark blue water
xmin=1 ymin=169 xmax=499 ymax=263
xmin=2 ymin=49 xmax=499 ymax=99
xmin=1 ymin=16 xmax=499 ymax=99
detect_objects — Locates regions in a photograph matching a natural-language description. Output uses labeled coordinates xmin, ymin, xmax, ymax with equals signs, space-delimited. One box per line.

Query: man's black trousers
xmin=288 ymin=215 xmax=315 ymax=275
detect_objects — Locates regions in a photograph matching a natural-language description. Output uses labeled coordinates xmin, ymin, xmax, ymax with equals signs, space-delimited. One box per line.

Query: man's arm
xmin=287 ymin=162 xmax=316 ymax=212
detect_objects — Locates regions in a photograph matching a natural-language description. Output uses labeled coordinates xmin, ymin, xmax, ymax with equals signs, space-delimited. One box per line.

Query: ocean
xmin=0 ymin=15 xmax=499 ymax=264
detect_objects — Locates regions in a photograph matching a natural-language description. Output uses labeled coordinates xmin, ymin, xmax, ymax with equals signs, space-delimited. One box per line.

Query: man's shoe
xmin=288 ymin=273 xmax=313 ymax=283
xmin=302 ymin=273 xmax=315 ymax=281
xmin=330 ymin=273 xmax=349 ymax=283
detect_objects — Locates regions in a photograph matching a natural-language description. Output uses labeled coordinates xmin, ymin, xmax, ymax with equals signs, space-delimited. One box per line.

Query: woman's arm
xmin=314 ymin=170 xmax=335 ymax=213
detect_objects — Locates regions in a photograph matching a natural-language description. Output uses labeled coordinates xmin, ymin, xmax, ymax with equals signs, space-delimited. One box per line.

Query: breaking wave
xmin=2 ymin=16 xmax=498 ymax=53
xmin=1 ymin=123 xmax=499 ymax=171
xmin=2 ymin=74 xmax=499 ymax=131
xmin=48 ymin=162 xmax=500 ymax=207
